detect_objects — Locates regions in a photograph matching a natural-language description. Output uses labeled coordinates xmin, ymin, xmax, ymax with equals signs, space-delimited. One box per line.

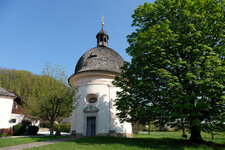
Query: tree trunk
xmin=209 ymin=121 xmax=214 ymax=140
xmin=211 ymin=131 xmax=214 ymax=140
xmin=181 ymin=118 xmax=185 ymax=136
xmin=148 ymin=122 xmax=151 ymax=134
xmin=182 ymin=126 xmax=185 ymax=136
xmin=189 ymin=126 xmax=203 ymax=142
xmin=50 ymin=121 xmax=54 ymax=136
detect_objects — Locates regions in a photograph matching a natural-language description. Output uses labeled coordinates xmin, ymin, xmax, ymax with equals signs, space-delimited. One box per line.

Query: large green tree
xmin=113 ymin=0 xmax=225 ymax=142
xmin=23 ymin=64 xmax=77 ymax=135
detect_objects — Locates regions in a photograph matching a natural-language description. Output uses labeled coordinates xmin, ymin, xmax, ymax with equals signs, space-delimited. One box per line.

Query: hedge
xmin=54 ymin=123 xmax=70 ymax=133
xmin=13 ymin=124 xmax=26 ymax=135
xmin=13 ymin=124 xmax=39 ymax=135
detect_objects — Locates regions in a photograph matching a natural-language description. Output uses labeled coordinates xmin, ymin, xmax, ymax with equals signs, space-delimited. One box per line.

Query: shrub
xmin=61 ymin=123 xmax=70 ymax=132
xmin=54 ymin=123 xmax=70 ymax=133
xmin=54 ymin=124 xmax=60 ymax=131
xmin=13 ymin=124 xmax=26 ymax=135
xmin=0 ymin=128 xmax=13 ymax=136
xmin=28 ymin=126 xmax=39 ymax=135
xmin=41 ymin=122 xmax=51 ymax=128
xmin=13 ymin=124 xmax=39 ymax=135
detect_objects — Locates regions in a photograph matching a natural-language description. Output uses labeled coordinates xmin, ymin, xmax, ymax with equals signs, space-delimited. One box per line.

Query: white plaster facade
xmin=69 ymin=71 xmax=133 ymax=137
xmin=0 ymin=97 xmax=24 ymax=129
xmin=10 ymin=114 xmax=24 ymax=127
xmin=0 ymin=97 xmax=14 ymax=129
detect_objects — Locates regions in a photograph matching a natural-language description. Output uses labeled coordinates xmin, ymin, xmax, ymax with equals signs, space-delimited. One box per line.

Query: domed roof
xmin=75 ymin=46 xmax=124 ymax=74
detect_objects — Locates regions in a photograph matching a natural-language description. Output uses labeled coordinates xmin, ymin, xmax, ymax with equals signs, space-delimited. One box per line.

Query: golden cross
xmin=102 ymin=16 xmax=104 ymax=28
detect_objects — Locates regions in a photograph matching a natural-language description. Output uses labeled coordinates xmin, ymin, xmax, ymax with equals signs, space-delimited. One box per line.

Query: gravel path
xmin=0 ymin=136 xmax=80 ymax=150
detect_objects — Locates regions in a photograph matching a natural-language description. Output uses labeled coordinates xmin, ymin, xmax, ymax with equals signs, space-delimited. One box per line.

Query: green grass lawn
xmin=0 ymin=136 xmax=65 ymax=148
xmin=136 ymin=131 xmax=225 ymax=144
xmin=25 ymin=132 xmax=225 ymax=150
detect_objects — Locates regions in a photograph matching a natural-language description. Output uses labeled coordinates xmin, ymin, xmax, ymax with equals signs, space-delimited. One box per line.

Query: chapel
xmin=68 ymin=22 xmax=133 ymax=137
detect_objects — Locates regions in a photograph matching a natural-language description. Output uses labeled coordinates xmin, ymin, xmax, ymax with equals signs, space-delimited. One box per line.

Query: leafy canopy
xmin=24 ymin=64 xmax=77 ymax=135
xmin=113 ymin=0 xmax=225 ymax=142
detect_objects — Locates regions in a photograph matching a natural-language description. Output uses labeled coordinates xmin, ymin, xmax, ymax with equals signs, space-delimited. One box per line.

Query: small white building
xmin=69 ymin=27 xmax=133 ymax=137
xmin=0 ymin=87 xmax=24 ymax=129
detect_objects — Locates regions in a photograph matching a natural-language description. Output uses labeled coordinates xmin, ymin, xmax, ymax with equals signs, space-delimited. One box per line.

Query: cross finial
xmin=101 ymin=16 xmax=104 ymax=29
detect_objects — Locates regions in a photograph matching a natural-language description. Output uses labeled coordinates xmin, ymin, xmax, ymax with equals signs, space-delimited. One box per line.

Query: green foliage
xmin=13 ymin=124 xmax=39 ymax=135
xmin=41 ymin=122 xmax=52 ymax=128
xmin=13 ymin=124 xmax=26 ymax=135
xmin=0 ymin=64 xmax=77 ymax=136
xmin=54 ymin=123 xmax=70 ymax=133
xmin=0 ymin=69 xmax=36 ymax=98
xmin=113 ymin=0 xmax=225 ymax=142
xmin=23 ymin=63 xmax=77 ymax=135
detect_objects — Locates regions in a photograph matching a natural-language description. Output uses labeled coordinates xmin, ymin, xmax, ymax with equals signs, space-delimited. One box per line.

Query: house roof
xmin=0 ymin=87 xmax=15 ymax=97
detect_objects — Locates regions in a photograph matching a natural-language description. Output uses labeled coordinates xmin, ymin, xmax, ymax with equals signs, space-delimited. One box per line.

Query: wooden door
xmin=86 ymin=117 xmax=96 ymax=136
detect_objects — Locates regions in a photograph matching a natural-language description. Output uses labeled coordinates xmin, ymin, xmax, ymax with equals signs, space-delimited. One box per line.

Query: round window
xmin=86 ymin=94 xmax=98 ymax=104
xmin=88 ymin=97 xmax=97 ymax=103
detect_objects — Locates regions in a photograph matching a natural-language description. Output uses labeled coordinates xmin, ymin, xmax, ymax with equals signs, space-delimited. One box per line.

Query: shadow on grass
xmin=26 ymin=136 xmax=68 ymax=142
xmin=68 ymin=136 xmax=225 ymax=150
xmin=0 ymin=136 xmax=68 ymax=148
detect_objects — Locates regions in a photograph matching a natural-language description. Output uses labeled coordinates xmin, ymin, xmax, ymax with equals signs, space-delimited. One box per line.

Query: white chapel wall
xmin=110 ymin=86 xmax=133 ymax=134
xmin=70 ymin=72 xmax=133 ymax=136
xmin=73 ymin=84 xmax=110 ymax=135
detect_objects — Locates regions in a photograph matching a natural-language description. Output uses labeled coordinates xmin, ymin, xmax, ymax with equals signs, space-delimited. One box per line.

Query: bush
xmin=28 ymin=126 xmax=39 ymax=135
xmin=0 ymin=128 xmax=13 ymax=136
xmin=41 ymin=122 xmax=51 ymax=128
xmin=54 ymin=123 xmax=70 ymax=133
xmin=13 ymin=124 xmax=26 ymax=135
xmin=54 ymin=124 xmax=60 ymax=131
xmin=13 ymin=124 xmax=39 ymax=135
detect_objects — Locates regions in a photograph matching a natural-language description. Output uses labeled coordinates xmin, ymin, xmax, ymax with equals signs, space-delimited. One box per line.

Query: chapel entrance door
xmin=86 ymin=117 xmax=96 ymax=136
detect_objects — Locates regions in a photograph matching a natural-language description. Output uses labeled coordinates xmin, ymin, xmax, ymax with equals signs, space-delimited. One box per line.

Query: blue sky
xmin=0 ymin=0 xmax=154 ymax=77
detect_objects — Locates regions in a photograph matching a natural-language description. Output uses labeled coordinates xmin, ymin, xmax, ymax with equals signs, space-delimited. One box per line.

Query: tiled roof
xmin=0 ymin=87 xmax=15 ymax=97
